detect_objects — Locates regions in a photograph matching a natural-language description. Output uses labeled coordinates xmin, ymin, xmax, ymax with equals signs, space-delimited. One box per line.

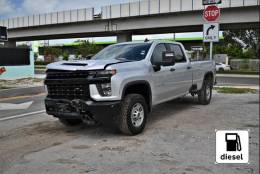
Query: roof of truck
xmin=114 ymin=40 xmax=182 ymax=45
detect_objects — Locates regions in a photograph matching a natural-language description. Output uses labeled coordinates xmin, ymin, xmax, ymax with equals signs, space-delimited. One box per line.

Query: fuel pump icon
xmin=225 ymin=133 xmax=242 ymax=151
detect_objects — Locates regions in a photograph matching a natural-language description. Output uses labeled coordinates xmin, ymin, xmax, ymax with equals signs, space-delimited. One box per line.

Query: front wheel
xmin=198 ymin=78 xmax=212 ymax=105
xmin=117 ymin=94 xmax=148 ymax=135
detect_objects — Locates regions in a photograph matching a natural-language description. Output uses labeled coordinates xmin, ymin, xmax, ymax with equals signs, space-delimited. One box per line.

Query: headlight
xmin=97 ymin=83 xmax=112 ymax=96
xmin=89 ymin=69 xmax=116 ymax=77
xmin=90 ymin=69 xmax=116 ymax=96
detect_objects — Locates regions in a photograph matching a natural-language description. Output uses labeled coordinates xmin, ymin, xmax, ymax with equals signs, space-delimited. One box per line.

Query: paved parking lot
xmin=0 ymin=92 xmax=259 ymax=174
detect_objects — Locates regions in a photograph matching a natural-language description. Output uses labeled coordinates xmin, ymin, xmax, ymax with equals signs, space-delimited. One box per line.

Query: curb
xmin=216 ymin=74 xmax=259 ymax=78
xmin=215 ymin=85 xmax=259 ymax=90
xmin=0 ymin=86 xmax=45 ymax=99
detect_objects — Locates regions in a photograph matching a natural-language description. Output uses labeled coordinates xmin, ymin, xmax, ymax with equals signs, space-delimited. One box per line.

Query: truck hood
xmin=47 ymin=59 xmax=121 ymax=71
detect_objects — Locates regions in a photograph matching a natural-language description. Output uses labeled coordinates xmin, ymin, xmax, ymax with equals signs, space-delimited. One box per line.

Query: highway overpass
xmin=0 ymin=0 xmax=259 ymax=46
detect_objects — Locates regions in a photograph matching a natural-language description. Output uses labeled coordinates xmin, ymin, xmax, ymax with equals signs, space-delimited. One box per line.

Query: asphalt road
xmin=0 ymin=92 xmax=259 ymax=174
xmin=217 ymin=75 xmax=259 ymax=86
xmin=0 ymin=94 xmax=46 ymax=120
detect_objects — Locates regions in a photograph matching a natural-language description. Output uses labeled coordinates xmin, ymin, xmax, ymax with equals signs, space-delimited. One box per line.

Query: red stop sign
xmin=203 ymin=5 xmax=220 ymax=22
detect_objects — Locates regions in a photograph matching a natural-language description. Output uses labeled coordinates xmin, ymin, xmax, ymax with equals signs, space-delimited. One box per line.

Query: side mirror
xmin=160 ymin=51 xmax=175 ymax=66
xmin=152 ymin=51 xmax=175 ymax=72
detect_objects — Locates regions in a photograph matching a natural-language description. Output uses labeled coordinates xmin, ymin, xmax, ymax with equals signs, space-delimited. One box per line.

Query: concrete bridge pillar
xmin=4 ymin=41 xmax=16 ymax=47
xmin=117 ymin=33 xmax=132 ymax=43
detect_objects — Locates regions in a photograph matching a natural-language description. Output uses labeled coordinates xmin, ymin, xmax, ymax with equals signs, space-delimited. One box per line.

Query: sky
xmin=0 ymin=0 xmax=138 ymax=19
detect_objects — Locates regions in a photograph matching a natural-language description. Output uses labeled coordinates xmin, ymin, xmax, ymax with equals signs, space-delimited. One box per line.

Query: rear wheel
xmin=117 ymin=94 xmax=148 ymax=135
xmin=198 ymin=77 xmax=213 ymax=105
xmin=59 ymin=118 xmax=83 ymax=126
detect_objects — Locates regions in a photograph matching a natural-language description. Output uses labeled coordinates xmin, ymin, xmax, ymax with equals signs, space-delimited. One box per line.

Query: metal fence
xmin=230 ymin=59 xmax=260 ymax=71
xmin=102 ymin=0 xmax=259 ymax=19
xmin=0 ymin=8 xmax=94 ymax=29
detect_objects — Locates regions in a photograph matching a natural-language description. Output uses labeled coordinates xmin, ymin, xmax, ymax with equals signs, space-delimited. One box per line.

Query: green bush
xmin=241 ymin=49 xmax=255 ymax=59
xmin=62 ymin=51 xmax=69 ymax=61
xmin=35 ymin=61 xmax=49 ymax=65
xmin=213 ymin=44 xmax=256 ymax=59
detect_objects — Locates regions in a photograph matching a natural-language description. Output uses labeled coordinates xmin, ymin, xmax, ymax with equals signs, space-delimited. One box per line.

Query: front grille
xmin=46 ymin=70 xmax=89 ymax=79
xmin=47 ymin=84 xmax=89 ymax=100
xmin=45 ymin=70 xmax=90 ymax=100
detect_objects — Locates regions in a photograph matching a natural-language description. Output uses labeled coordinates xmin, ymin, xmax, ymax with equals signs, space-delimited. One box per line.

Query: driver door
xmin=150 ymin=44 xmax=177 ymax=104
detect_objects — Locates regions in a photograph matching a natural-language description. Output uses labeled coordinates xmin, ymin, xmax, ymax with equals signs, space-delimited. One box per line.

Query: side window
xmin=167 ymin=44 xmax=186 ymax=63
xmin=151 ymin=44 xmax=166 ymax=64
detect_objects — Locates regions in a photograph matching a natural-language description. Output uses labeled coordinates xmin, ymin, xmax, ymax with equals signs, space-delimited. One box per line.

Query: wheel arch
xmin=203 ymin=71 xmax=214 ymax=86
xmin=122 ymin=80 xmax=152 ymax=112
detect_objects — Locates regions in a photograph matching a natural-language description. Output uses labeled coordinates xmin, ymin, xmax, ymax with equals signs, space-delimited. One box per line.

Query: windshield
xmin=92 ymin=43 xmax=152 ymax=61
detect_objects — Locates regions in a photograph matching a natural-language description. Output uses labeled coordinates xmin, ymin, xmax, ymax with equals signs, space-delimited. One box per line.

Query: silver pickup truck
xmin=45 ymin=41 xmax=216 ymax=135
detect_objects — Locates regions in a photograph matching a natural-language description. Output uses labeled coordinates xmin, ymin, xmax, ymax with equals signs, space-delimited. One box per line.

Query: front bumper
xmin=45 ymin=98 xmax=121 ymax=123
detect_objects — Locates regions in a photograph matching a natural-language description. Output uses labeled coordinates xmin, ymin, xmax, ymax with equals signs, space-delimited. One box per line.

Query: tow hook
xmin=71 ymin=99 xmax=85 ymax=112
xmin=70 ymin=99 xmax=98 ymax=125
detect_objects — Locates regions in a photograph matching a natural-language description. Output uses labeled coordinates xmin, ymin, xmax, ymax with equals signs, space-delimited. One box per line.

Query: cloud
xmin=22 ymin=0 xmax=59 ymax=14
xmin=0 ymin=0 xmax=16 ymax=17
xmin=0 ymin=0 xmax=138 ymax=19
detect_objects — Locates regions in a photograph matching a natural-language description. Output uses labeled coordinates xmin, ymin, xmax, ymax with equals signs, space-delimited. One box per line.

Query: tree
xmin=76 ymin=40 xmax=101 ymax=58
xmin=44 ymin=47 xmax=62 ymax=62
xmin=223 ymin=29 xmax=260 ymax=58
xmin=17 ymin=44 xmax=30 ymax=48
xmin=62 ymin=51 xmax=69 ymax=61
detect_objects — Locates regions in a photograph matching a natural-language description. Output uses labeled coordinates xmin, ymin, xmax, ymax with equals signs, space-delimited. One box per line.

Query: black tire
xmin=117 ymin=94 xmax=148 ymax=135
xmin=198 ymin=78 xmax=213 ymax=105
xmin=219 ymin=68 xmax=224 ymax=72
xmin=59 ymin=118 xmax=83 ymax=126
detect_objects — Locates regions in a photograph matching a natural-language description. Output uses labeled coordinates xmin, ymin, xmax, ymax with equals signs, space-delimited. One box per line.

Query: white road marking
xmin=0 ymin=110 xmax=46 ymax=122
xmin=0 ymin=101 xmax=34 ymax=110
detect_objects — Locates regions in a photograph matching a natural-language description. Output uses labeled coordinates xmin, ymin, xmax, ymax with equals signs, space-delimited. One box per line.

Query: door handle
xmin=187 ymin=66 xmax=192 ymax=70
xmin=170 ymin=68 xmax=176 ymax=72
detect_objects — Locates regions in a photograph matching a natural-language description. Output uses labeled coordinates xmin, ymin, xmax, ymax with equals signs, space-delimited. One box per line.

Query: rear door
xmin=165 ymin=43 xmax=193 ymax=95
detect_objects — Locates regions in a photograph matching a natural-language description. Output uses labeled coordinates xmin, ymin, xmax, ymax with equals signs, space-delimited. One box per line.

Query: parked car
xmin=44 ymin=41 xmax=216 ymax=135
xmin=68 ymin=54 xmax=76 ymax=61
xmin=216 ymin=63 xmax=231 ymax=71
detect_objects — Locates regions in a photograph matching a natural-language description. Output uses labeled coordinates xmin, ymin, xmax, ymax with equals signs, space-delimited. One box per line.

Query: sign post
xmin=0 ymin=26 xmax=8 ymax=42
xmin=203 ymin=23 xmax=219 ymax=60
xmin=203 ymin=23 xmax=219 ymax=42
xmin=203 ymin=4 xmax=220 ymax=60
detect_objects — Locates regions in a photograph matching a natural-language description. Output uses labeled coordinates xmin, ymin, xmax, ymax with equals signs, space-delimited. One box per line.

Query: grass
xmin=217 ymin=70 xmax=259 ymax=75
xmin=214 ymin=87 xmax=257 ymax=94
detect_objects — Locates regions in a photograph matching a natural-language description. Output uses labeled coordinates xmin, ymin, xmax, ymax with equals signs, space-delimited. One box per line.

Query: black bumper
xmin=45 ymin=98 xmax=121 ymax=123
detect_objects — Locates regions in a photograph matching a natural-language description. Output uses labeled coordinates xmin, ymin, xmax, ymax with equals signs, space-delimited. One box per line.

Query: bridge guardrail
xmin=101 ymin=0 xmax=259 ymax=19
xmin=0 ymin=0 xmax=258 ymax=28
xmin=0 ymin=8 xmax=94 ymax=29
